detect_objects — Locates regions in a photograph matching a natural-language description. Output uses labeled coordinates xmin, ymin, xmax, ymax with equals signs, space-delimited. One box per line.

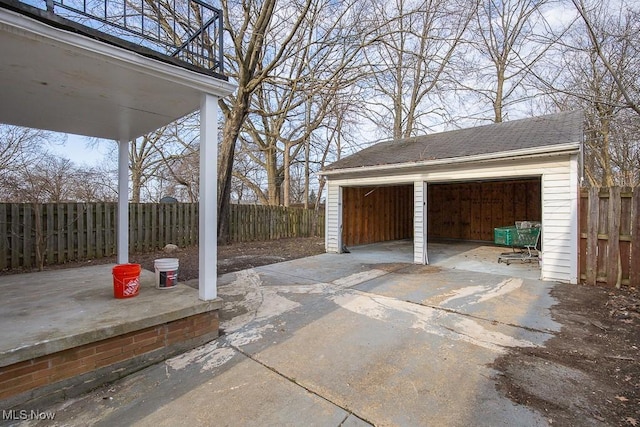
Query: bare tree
xmin=240 ymin=78 xmax=359 ymax=207
xmin=116 ymin=114 xmax=202 ymax=203
xmin=536 ymin=0 xmax=640 ymax=186
xmin=128 ymin=131 xmax=169 ymax=202
xmin=361 ymin=0 xmax=477 ymax=139
xmin=223 ymin=0 xmax=367 ymax=213
xmin=217 ymin=0 xmax=313 ymax=242
xmin=152 ymin=113 xmax=201 ymax=203
xmin=0 ymin=125 xmax=63 ymax=190
xmin=160 ymin=149 xmax=200 ymax=203
xmin=463 ymin=0 xmax=556 ymax=123
xmin=71 ymin=165 xmax=118 ymax=202
xmin=571 ymin=0 xmax=640 ymax=117
xmin=231 ymin=148 xmax=267 ymax=203
xmin=3 ymin=156 xmax=77 ymax=202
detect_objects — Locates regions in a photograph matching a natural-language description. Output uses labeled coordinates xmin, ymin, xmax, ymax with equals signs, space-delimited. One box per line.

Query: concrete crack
xmin=231 ymin=344 xmax=374 ymax=427
xmin=403 ymin=297 xmax=556 ymax=335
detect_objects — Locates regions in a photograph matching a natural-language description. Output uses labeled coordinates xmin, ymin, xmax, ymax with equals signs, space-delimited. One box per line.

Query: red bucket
xmin=112 ymin=263 xmax=141 ymax=299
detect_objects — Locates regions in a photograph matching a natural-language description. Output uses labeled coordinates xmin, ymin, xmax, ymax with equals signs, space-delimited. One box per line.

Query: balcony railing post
xmin=217 ymin=10 xmax=223 ymax=73
xmin=45 ymin=0 xmax=54 ymax=12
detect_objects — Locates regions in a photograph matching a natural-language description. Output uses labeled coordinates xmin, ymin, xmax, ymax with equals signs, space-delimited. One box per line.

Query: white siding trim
xmin=569 ymin=155 xmax=580 ymax=284
xmin=324 ymin=191 xmax=329 ymax=252
xmin=413 ymin=182 xmax=427 ymax=264
xmin=325 ymin=183 xmax=342 ymax=253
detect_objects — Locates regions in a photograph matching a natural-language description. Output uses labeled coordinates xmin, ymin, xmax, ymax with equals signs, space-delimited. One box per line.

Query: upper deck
xmin=0 ymin=0 xmax=233 ymax=141
xmin=2 ymin=0 xmax=225 ymax=77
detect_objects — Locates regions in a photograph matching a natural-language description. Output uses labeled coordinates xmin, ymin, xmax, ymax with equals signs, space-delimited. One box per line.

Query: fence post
xmin=77 ymin=203 xmax=85 ymax=260
xmin=10 ymin=204 xmax=20 ymax=269
xmin=631 ymin=186 xmax=640 ymax=287
xmin=606 ymin=187 xmax=621 ymax=288
xmin=0 ymin=204 xmax=7 ymax=270
xmin=23 ymin=204 xmax=34 ymax=268
xmin=95 ymin=202 xmax=104 ymax=258
xmin=585 ymin=187 xmax=599 ymax=286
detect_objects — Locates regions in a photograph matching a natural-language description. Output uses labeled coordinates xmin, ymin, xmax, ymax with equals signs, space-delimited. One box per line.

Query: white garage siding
xmin=325 ymin=183 xmax=342 ymax=253
xmin=539 ymin=156 xmax=580 ymax=284
xmin=323 ymin=154 xmax=580 ymax=283
xmin=414 ymin=181 xmax=427 ymax=264
xmin=421 ymin=155 xmax=579 ymax=283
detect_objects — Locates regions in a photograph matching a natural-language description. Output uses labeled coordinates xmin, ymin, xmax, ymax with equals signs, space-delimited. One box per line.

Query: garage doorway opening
xmin=342 ymin=185 xmax=414 ymax=248
xmin=427 ymin=178 xmax=542 ymax=242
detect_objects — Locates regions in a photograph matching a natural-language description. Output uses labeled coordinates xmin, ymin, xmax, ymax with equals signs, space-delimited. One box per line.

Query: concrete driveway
xmin=31 ymin=242 xmax=560 ymax=427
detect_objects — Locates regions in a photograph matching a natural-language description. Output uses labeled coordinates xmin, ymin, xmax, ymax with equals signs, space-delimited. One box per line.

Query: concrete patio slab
xmin=352 ymin=265 xmax=560 ymax=332
xmin=0 ymin=265 xmax=220 ymax=366
xmin=428 ymin=243 xmax=541 ymax=280
xmin=250 ymin=302 xmax=547 ymax=426
xmin=133 ymin=353 xmax=358 ymax=427
xmin=16 ymin=241 xmax=559 ymax=426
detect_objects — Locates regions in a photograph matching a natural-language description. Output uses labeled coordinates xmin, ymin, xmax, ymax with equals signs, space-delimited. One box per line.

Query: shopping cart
xmin=495 ymin=221 xmax=541 ymax=265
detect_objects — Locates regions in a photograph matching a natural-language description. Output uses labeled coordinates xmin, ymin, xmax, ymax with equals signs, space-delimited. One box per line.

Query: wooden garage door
xmin=428 ymin=179 xmax=541 ymax=241
xmin=342 ymin=186 xmax=413 ymax=246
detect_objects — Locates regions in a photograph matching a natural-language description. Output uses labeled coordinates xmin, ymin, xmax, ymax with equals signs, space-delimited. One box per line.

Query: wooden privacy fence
xmin=228 ymin=204 xmax=324 ymax=243
xmin=0 ymin=203 xmax=325 ymax=270
xmin=579 ymin=186 xmax=640 ymax=287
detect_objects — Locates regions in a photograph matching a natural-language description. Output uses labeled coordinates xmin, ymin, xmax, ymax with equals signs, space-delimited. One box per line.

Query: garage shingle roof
xmin=323 ymin=110 xmax=583 ymax=172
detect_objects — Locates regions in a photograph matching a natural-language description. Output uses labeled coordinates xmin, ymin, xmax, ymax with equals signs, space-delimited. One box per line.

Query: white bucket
xmin=154 ymin=258 xmax=179 ymax=289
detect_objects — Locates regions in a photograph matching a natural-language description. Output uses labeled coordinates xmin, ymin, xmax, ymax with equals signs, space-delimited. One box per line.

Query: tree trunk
xmin=304 ymin=98 xmax=311 ymax=209
xmin=494 ymin=67 xmax=505 ymax=123
xmin=599 ymin=119 xmax=615 ymax=186
xmin=265 ymin=145 xmax=280 ymax=206
xmin=130 ymin=168 xmax=142 ymax=203
xmin=218 ymin=102 xmax=247 ymax=244
xmin=283 ymin=144 xmax=290 ymax=207
xmin=393 ymin=57 xmax=404 ymax=140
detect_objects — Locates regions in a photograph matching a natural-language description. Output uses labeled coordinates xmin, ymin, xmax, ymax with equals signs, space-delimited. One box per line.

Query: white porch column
xmin=117 ymin=140 xmax=129 ymax=264
xmin=199 ymin=93 xmax=219 ymax=301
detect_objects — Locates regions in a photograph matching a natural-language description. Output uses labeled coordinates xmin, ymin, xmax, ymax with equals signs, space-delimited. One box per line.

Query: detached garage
xmin=320 ymin=111 xmax=584 ymax=284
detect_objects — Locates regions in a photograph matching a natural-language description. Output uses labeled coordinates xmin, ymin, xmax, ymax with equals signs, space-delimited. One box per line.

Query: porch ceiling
xmin=0 ymin=6 xmax=235 ymax=141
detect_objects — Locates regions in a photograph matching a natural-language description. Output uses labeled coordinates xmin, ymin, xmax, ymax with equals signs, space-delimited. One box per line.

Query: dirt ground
xmin=0 ymin=237 xmax=326 ymax=279
xmin=1 ymin=237 xmax=638 ymax=425
xmin=493 ymin=283 xmax=640 ymax=427
xmin=128 ymin=236 xmax=326 ymax=279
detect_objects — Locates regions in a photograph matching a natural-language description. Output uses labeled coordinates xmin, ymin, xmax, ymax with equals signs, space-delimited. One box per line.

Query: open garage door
xmin=342 ymin=185 xmax=414 ymax=246
xmin=427 ymin=179 xmax=541 ymax=242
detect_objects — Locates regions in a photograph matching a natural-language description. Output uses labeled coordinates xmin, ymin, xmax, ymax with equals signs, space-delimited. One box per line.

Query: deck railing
xmin=35 ymin=0 xmax=223 ymax=73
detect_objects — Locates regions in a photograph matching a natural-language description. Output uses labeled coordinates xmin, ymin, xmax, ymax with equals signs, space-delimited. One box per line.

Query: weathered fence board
xmin=631 ymin=190 xmax=640 ymax=287
xmin=585 ymin=187 xmax=599 ymax=286
xmin=0 ymin=204 xmax=6 ymax=269
xmin=580 ymin=186 xmax=639 ymax=287
xmin=10 ymin=204 xmax=19 ymax=269
xmin=0 ymin=203 xmax=325 ymax=269
xmin=606 ymin=187 xmax=621 ymax=287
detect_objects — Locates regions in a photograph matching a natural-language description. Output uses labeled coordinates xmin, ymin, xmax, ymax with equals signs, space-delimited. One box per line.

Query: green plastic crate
xmin=494 ymin=226 xmax=516 ymax=246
